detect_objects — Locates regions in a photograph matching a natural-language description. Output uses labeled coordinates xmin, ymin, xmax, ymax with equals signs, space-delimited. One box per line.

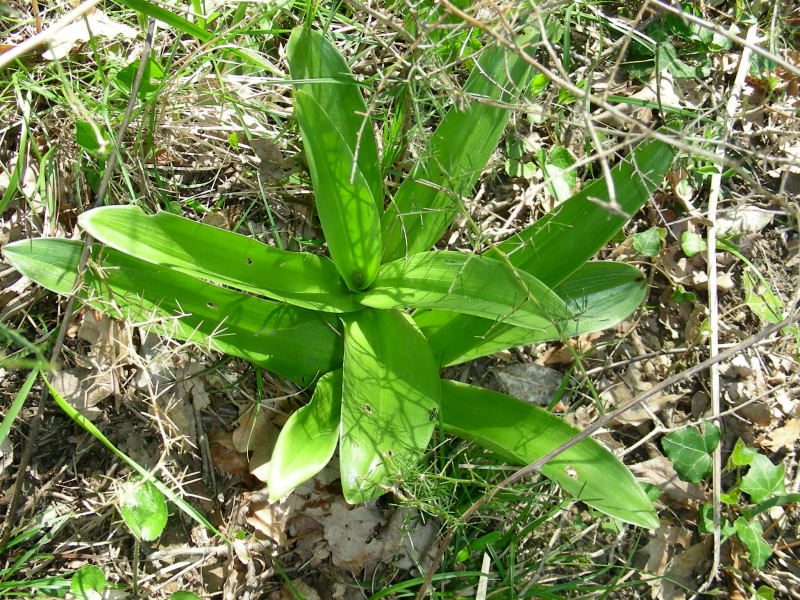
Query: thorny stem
xmin=415 ymin=312 xmax=800 ymax=600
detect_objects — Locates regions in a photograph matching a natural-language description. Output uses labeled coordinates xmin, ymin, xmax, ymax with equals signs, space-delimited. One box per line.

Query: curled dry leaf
xmin=494 ymin=362 xmax=564 ymax=406
xmin=630 ymin=456 xmax=705 ymax=504
xmin=43 ymin=10 xmax=138 ymax=60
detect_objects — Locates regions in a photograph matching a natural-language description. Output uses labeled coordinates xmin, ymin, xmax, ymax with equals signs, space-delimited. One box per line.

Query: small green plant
xmin=663 ymin=429 xmax=798 ymax=569
xmin=4 ymin=26 xmax=678 ymax=528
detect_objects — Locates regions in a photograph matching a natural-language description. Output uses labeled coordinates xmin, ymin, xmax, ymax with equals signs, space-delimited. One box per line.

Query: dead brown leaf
xmin=760 ymin=417 xmax=800 ymax=452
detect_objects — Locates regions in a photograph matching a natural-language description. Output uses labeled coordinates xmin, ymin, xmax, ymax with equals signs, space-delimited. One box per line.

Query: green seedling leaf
xmin=170 ymin=592 xmax=202 ymax=600
xmin=418 ymin=261 xmax=646 ymax=367
xmin=43 ymin=375 xmax=228 ymax=542
xmin=360 ymin=251 xmax=571 ymax=332
xmin=537 ymin=145 xmax=576 ymax=203
xmin=269 ymin=370 xmax=342 ymax=501
xmin=118 ymin=478 xmax=168 ymax=541
xmin=741 ymin=453 xmax=785 ymax=504
xmin=340 ymin=309 xmax=440 ymax=503
xmin=454 ymin=530 xmax=501 ymax=563
xmin=75 ymin=121 xmax=110 ymax=156
xmin=116 ymin=57 xmax=165 ymax=98
xmin=4 ymin=238 xmax=342 ymax=384
xmin=440 ymin=380 xmax=658 ymax=528
xmin=70 ymin=565 xmax=106 ymax=600
xmin=721 ymin=487 xmax=741 ymax=504
xmin=79 ymin=206 xmax=359 ymax=313
xmin=294 ymin=91 xmax=381 ymax=291
xmin=754 ymin=586 xmax=776 ymax=600
xmin=728 ymin=438 xmax=757 ymax=468
xmin=743 ymin=270 xmax=783 ymax=323
xmin=381 ymin=37 xmax=535 ymax=260
xmin=287 ymin=27 xmax=382 ymax=210
xmin=632 ymin=226 xmax=666 ymax=258
xmin=734 ymin=516 xmax=771 ymax=569
xmin=681 ymin=231 xmax=707 ymax=257
xmin=698 ymin=504 xmax=734 ymax=539
xmin=671 ymin=284 xmax=696 ymax=303
xmin=661 ymin=423 xmax=720 ymax=483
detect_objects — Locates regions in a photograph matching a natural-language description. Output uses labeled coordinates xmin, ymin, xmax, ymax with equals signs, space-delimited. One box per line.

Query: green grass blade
xmin=42 ymin=375 xmax=230 ymax=543
xmin=487 ymin=136 xmax=676 ymax=285
xmin=381 ymin=37 xmax=536 ymax=261
xmin=440 ymin=380 xmax=659 ymax=529
xmin=359 ymin=251 xmax=571 ymax=332
xmin=116 ymin=0 xmax=212 ymax=42
xmin=295 ymin=90 xmax=381 ymax=290
xmin=340 ymin=308 xmax=440 ymax=503
xmin=79 ymin=206 xmax=359 ymax=313
xmin=288 ymin=27 xmax=383 ymax=210
xmin=0 ymin=370 xmax=37 ymax=446
xmin=268 ymin=369 xmax=342 ymax=502
xmin=417 ymin=261 xmax=647 ymax=366
xmin=4 ymin=239 xmax=342 ymax=384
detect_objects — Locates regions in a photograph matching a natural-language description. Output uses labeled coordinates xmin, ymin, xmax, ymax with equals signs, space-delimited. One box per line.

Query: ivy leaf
xmin=698 ymin=504 xmax=734 ymax=539
xmin=727 ymin=438 xmax=757 ymax=468
xmin=632 ymin=226 xmax=666 ymax=257
xmin=734 ymin=517 xmax=772 ymax=569
xmin=661 ymin=423 xmax=720 ymax=483
xmin=741 ymin=453 xmax=785 ymax=504
xmin=681 ymin=231 xmax=707 ymax=257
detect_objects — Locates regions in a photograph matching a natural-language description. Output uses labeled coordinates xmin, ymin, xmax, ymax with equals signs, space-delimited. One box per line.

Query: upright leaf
xmin=269 ymin=370 xmax=342 ymax=501
xmin=4 ymin=239 xmax=342 ymax=384
xmin=295 ymin=91 xmax=381 ymax=291
xmin=340 ymin=308 xmax=440 ymax=503
xmin=287 ymin=27 xmax=383 ymax=208
xmin=440 ymin=380 xmax=658 ymax=528
xmin=413 ymin=136 xmax=675 ymax=364
xmin=359 ymin=251 xmax=571 ymax=331
xmin=417 ymin=261 xmax=646 ymax=366
xmin=381 ymin=37 xmax=535 ymax=260
xmin=79 ymin=206 xmax=360 ymax=313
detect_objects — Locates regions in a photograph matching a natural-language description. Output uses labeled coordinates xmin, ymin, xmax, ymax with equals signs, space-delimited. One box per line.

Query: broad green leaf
xmin=287 ymin=27 xmax=382 ymax=209
xmin=487 ymin=137 xmax=675 ymax=286
xmin=269 ymin=370 xmax=342 ymax=501
xmin=741 ymin=454 xmax=786 ymax=504
xmin=681 ymin=231 xmax=707 ymax=257
xmin=661 ymin=424 xmax=720 ymax=483
xmin=418 ymin=137 xmax=676 ymax=364
xmin=340 ymin=308 xmax=440 ymax=503
xmin=734 ymin=517 xmax=772 ymax=569
xmin=43 ymin=375 xmax=228 ymax=542
xmin=118 ymin=478 xmax=168 ymax=542
xmin=79 ymin=206 xmax=359 ymax=313
xmin=440 ymin=380 xmax=658 ymax=528
xmin=295 ymin=91 xmax=381 ymax=291
xmin=70 ymin=565 xmax=106 ymax=600
xmin=754 ymin=586 xmax=776 ymax=600
xmin=743 ymin=270 xmax=783 ymax=323
xmin=170 ymin=593 xmax=202 ymax=600
xmin=417 ymin=262 xmax=646 ymax=366
xmin=4 ymin=239 xmax=341 ymax=384
xmin=698 ymin=504 xmax=734 ymax=539
xmin=359 ymin=251 xmax=571 ymax=331
xmin=381 ymin=38 xmax=535 ymax=260
xmin=632 ymin=226 xmax=665 ymax=257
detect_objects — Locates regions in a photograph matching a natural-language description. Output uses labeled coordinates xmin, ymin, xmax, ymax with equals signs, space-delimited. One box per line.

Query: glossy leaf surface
xmin=360 ymin=251 xmax=570 ymax=331
xmin=417 ymin=261 xmax=647 ymax=366
xmin=414 ymin=137 xmax=675 ymax=363
xmin=381 ymin=39 xmax=534 ymax=260
xmin=269 ymin=370 xmax=342 ymax=502
xmin=295 ymin=91 xmax=381 ymax=291
xmin=440 ymin=380 xmax=658 ymax=528
xmin=79 ymin=206 xmax=359 ymax=313
xmin=4 ymin=239 xmax=341 ymax=384
xmin=340 ymin=309 xmax=440 ymax=503
xmin=287 ymin=27 xmax=382 ymax=209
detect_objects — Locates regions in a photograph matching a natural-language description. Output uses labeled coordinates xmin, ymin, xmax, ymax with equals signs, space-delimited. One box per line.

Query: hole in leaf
xmin=207 ymin=302 xmax=218 ymax=309
xmin=246 ymin=257 xmax=253 ymax=264
xmin=363 ymin=404 xmax=373 ymax=414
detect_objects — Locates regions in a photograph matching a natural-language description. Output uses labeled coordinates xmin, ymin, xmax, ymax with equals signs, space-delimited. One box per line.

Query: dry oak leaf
xmin=760 ymin=417 xmax=800 ymax=452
